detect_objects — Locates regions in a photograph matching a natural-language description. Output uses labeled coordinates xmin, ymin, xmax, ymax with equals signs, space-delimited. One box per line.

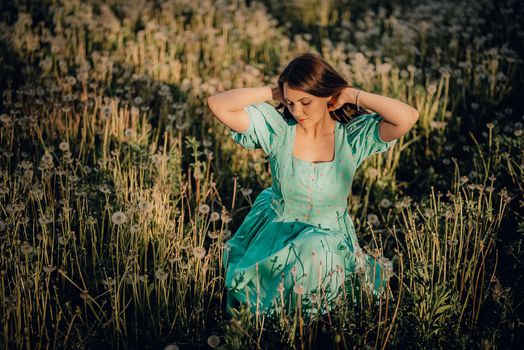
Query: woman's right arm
xmin=206 ymin=86 xmax=273 ymax=134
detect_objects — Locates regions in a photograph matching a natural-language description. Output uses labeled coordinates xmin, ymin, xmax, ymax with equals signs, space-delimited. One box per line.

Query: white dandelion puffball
xmin=155 ymin=269 xmax=168 ymax=281
xmin=192 ymin=246 xmax=206 ymax=259
xmin=309 ymin=292 xmax=318 ymax=303
xmin=209 ymin=212 xmax=220 ymax=222
xmin=379 ymin=198 xmax=391 ymax=208
xmin=111 ymin=211 xmax=127 ymax=225
xmin=59 ymin=141 xmax=70 ymax=152
xmin=221 ymin=211 xmax=231 ymax=223
xmin=207 ymin=335 xmax=220 ymax=348
xmin=277 ymin=282 xmax=285 ymax=293
xmin=198 ymin=204 xmax=210 ymax=214
xmin=293 ymin=284 xmax=304 ymax=295
xmin=163 ymin=344 xmax=179 ymax=350
xmin=367 ymin=213 xmax=379 ymax=226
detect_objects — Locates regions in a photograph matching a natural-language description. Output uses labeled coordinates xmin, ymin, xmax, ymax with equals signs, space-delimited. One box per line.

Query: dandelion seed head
xmin=209 ymin=212 xmax=220 ymax=222
xmin=379 ymin=198 xmax=391 ymax=208
xmin=192 ymin=246 xmax=206 ymax=259
xmin=102 ymin=277 xmax=115 ymax=287
xmin=293 ymin=283 xmax=304 ymax=295
xmin=155 ymin=269 xmax=168 ymax=281
xmin=111 ymin=211 xmax=127 ymax=225
xmin=198 ymin=204 xmax=210 ymax=214
xmin=59 ymin=141 xmax=69 ymax=152
xmin=367 ymin=213 xmax=379 ymax=226
xmin=163 ymin=344 xmax=179 ymax=350
xmin=207 ymin=335 xmax=220 ymax=348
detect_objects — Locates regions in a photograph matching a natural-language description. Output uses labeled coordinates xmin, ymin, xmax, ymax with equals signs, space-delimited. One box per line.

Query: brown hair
xmin=275 ymin=52 xmax=367 ymax=124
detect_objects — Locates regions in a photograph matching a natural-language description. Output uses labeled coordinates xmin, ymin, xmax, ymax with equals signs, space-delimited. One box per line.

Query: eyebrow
xmin=283 ymin=96 xmax=311 ymax=103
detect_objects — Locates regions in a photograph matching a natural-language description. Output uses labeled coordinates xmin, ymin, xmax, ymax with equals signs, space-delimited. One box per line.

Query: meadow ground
xmin=0 ymin=0 xmax=522 ymax=349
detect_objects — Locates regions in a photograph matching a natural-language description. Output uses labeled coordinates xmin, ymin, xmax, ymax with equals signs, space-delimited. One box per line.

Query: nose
xmin=289 ymin=104 xmax=302 ymax=118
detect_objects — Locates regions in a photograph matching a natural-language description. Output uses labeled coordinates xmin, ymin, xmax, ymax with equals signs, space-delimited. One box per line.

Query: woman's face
xmin=282 ymin=82 xmax=332 ymax=124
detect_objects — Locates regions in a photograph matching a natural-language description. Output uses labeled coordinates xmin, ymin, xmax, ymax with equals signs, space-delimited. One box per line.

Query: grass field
xmin=0 ymin=0 xmax=523 ymax=348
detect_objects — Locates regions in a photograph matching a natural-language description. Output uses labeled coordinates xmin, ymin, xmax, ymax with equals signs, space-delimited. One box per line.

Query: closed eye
xmin=287 ymin=101 xmax=311 ymax=106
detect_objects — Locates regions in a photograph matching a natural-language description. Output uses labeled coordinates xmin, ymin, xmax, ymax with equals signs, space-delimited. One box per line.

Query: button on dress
xmin=222 ymin=102 xmax=397 ymax=322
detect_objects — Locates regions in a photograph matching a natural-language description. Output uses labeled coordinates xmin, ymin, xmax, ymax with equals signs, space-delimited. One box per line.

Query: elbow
xmin=206 ymin=96 xmax=218 ymax=112
xmin=411 ymin=109 xmax=420 ymax=124
xmin=206 ymin=95 xmax=215 ymax=107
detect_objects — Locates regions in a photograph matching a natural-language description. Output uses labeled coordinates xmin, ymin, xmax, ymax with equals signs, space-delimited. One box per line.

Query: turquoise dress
xmin=222 ymin=102 xmax=397 ymax=322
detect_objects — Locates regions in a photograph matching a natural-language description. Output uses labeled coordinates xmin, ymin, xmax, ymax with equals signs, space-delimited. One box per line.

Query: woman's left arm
xmin=340 ymin=88 xmax=419 ymax=142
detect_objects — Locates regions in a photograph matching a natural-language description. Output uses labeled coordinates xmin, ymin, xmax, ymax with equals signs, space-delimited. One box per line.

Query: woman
xmin=207 ymin=52 xmax=419 ymax=322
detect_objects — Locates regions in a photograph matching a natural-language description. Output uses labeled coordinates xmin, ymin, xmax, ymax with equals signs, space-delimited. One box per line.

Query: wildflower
xmin=291 ymin=265 xmax=297 ymax=277
xmin=20 ymin=242 xmax=34 ymax=256
xmin=514 ymin=129 xmax=523 ymax=137
xmin=309 ymin=292 xmax=318 ymax=303
xmin=354 ymin=247 xmax=366 ymax=274
xmin=221 ymin=211 xmax=231 ymax=223
xmin=59 ymin=141 xmax=69 ymax=152
xmin=367 ymin=214 xmax=379 ymax=226
xmin=208 ymin=230 xmax=219 ymax=239
xmin=43 ymin=265 xmax=56 ymax=273
xmin=486 ymin=122 xmax=494 ymax=129
xmin=124 ymin=128 xmax=136 ymax=138
xmin=198 ymin=204 xmax=210 ymax=215
xmin=379 ymin=198 xmax=391 ymax=208
xmin=155 ymin=269 xmax=168 ymax=281
xmin=193 ymin=169 xmax=204 ymax=180
xmin=86 ymin=216 xmax=96 ymax=225
xmin=58 ymin=235 xmax=67 ymax=245
xmin=133 ymin=96 xmax=143 ymax=105
xmin=427 ymin=83 xmax=437 ymax=95
xmin=20 ymin=160 xmax=32 ymax=170
xmin=139 ymin=274 xmax=148 ymax=282
xmin=240 ymin=188 xmax=252 ymax=196
xmin=293 ymin=284 xmax=304 ymax=295
xmin=447 ymin=239 xmax=458 ymax=247
xmin=0 ymin=114 xmax=11 ymax=123
xmin=222 ymin=230 xmax=231 ymax=240
xmin=277 ymin=282 xmax=285 ymax=293
xmin=207 ymin=335 xmax=220 ymax=348
xmin=101 ymin=105 xmax=111 ymax=118
xmin=111 ymin=211 xmax=127 ymax=225
xmin=193 ymin=246 xmax=206 ymax=259
xmin=163 ymin=344 xmax=179 ymax=350
xmin=138 ymin=200 xmax=152 ymax=211
xmin=424 ymin=208 xmax=434 ymax=218
xmin=41 ymin=153 xmax=53 ymax=163
xmin=102 ymin=277 xmax=115 ymax=288
xmin=210 ymin=212 xmax=220 ymax=222
xmin=99 ymin=184 xmax=111 ymax=194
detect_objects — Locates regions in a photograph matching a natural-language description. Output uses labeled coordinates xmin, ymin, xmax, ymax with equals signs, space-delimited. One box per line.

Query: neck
xmin=297 ymin=110 xmax=335 ymax=139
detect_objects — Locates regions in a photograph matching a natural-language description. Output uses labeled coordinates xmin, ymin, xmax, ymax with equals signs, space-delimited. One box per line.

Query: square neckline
xmin=292 ymin=119 xmax=339 ymax=165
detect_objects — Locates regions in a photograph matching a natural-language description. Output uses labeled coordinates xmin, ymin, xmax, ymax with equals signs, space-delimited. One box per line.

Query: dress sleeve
xmin=345 ymin=112 xmax=397 ymax=167
xmin=228 ymin=102 xmax=287 ymax=156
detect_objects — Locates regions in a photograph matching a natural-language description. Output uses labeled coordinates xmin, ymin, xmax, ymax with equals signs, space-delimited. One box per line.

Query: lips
xmin=297 ymin=118 xmax=307 ymax=122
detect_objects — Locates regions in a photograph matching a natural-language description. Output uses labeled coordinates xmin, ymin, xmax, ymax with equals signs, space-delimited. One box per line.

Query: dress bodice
xmin=228 ymin=102 xmax=397 ymax=248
